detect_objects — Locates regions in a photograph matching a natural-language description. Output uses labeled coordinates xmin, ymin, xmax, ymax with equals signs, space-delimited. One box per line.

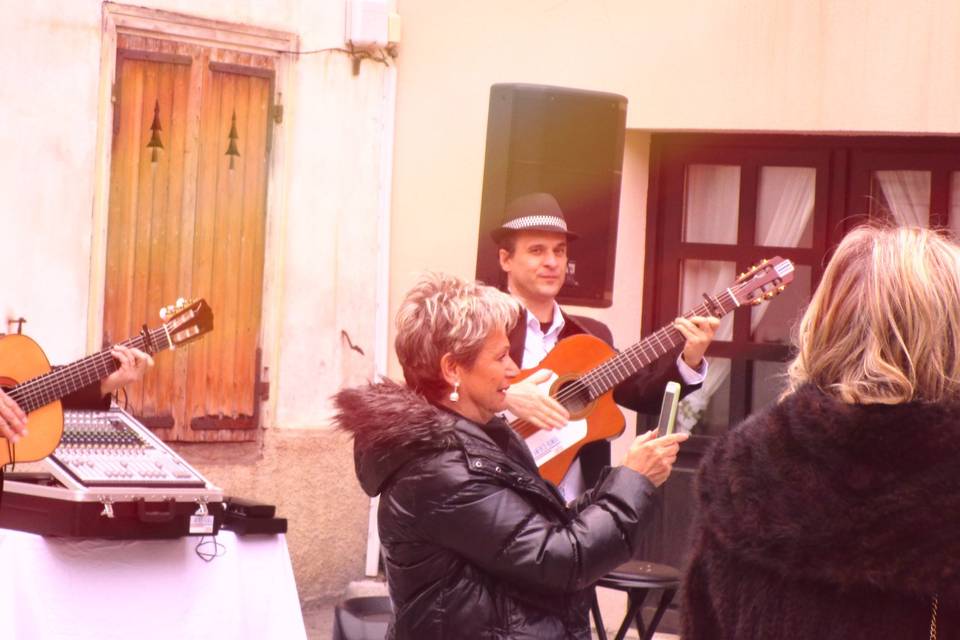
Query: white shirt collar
xmin=525 ymin=301 xmax=565 ymax=338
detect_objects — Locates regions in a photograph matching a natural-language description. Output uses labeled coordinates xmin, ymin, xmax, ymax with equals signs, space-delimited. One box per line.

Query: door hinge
xmin=272 ymin=100 xmax=283 ymax=125
xmin=259 ymin=362 xmax=270 ymax=402
xmin=112 ymin=82 xmax=121 ymax=133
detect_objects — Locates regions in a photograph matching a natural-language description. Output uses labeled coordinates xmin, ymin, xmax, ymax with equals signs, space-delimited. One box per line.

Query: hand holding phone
xmin=657 ymin=381 xmax=681 ymax=437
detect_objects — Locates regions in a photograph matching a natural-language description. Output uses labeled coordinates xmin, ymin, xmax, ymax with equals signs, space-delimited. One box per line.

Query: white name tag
xmin=524 ymin=419 xmax=587 ymax=466
xmin=504 ymin=370 xmax=587 ymax=467
xmin=190 ymin=514 xmax=215 ymax=534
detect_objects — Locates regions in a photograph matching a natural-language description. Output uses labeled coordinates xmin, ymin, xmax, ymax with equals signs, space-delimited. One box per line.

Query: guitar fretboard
xmin=553 ymin=290 xmax=745 ymax=411
xmin=8 ymin=328 xmax=169 ymax=414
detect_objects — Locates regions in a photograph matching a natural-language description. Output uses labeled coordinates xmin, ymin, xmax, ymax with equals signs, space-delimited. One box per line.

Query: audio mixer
xmin=52 ymin=409 xmax=207 ymax=488
xmin=1 ymin=407 xmax=223 ymax=538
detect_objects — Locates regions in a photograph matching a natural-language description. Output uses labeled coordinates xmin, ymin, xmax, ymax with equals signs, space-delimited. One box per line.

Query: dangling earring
xmin=449 ymin=382 xmax=460 ymax=403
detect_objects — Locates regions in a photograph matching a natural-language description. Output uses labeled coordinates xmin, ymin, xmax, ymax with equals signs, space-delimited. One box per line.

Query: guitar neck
xmin=8 ymin=327 xmax=170 ymax=414
xmin=579 ymin=292 xmax=739 ymax=399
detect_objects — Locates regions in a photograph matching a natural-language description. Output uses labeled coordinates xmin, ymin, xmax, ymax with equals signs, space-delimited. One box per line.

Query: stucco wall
xmin=1 ymin=0 xmax=390 ymax=605
xmin=388 ymin=0 xmax=960 ymax=374
xmin=2 ymin=0 xmax=390 ymax=424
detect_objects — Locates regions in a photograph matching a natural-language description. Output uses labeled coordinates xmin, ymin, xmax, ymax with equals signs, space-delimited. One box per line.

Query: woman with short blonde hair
xmin=394 ymin=272 xmax=519 ymax=401
xmin=683 ymin=225 xmax=960 ymax=640
xmin=335 ymin=272 xmax=688 ymax=639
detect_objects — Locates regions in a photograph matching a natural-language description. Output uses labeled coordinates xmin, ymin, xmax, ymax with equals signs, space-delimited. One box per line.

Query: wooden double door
xmin=104 ymin=35 xmax=275 ymax=441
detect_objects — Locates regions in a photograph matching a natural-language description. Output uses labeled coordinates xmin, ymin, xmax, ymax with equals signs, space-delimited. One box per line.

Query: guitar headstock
xmin=733 ymin=257 xmax=795 ymax=306
xmin=159 ymin=298 xmax=214 ymax=348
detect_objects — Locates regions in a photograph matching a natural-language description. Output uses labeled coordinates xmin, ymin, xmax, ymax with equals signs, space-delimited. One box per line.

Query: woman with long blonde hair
xmin=683 ymin=225 xmax=960 ymax=639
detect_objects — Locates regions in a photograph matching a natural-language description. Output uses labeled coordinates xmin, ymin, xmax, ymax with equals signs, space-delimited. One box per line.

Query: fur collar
xmin=697 ymin=384 xmax=960 ymax=598
xmin=332 ymin=379 xmax=460 ymax=496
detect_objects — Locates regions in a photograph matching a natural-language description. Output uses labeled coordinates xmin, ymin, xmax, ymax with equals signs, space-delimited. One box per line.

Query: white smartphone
xmin=657 ymin=381 xmax=681 ymax=437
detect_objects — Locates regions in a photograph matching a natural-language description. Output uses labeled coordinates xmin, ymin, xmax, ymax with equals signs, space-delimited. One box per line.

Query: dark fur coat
xmin=682 ymin=384 xmax=960 ymax=639
xmin=334 ymin=379 xmax=658 ymax=640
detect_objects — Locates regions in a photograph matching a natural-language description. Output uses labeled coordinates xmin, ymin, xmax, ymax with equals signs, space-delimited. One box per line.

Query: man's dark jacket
xmin=508 ymin=308 xmax=699 ymax=489
xmin=683 ymin=385 xmax=960 ymax=639
xmin=334 ymin=379 xmax=659 ymax=639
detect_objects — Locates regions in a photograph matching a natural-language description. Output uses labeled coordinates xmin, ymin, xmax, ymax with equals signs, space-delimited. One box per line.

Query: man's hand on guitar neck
xmin=99 ymin=345 xmax=154 ymax=397
xmin=505 ymin=368 xmax=570 ymax=430
xmin=0 ymin=345 xmax=152 ymax=448
xmin=623 ymin=429 xmax=690 ymax=487
xmin=0 ymin=389 xmax=27 ymax=443
xmin=676 ymin=315 xmax=721 ymax=370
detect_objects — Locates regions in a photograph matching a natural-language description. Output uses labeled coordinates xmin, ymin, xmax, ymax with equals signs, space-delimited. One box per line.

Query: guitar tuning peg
xmin=159 ymin=306 xmax=170 ymax=320
xmin=175 ymin=297 xmax=187 ymax=310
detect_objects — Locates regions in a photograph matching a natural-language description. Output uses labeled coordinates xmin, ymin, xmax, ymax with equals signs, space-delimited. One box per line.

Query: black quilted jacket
xmin=334 ymin=379 xmax=658 ymax=639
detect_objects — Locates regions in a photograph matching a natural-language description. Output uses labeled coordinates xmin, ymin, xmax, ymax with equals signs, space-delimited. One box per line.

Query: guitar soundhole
xmin=555 ymin=378 xmax=592 ymax=414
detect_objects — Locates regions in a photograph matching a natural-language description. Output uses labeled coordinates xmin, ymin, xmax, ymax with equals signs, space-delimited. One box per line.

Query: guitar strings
xmin=541 ymin=278 xmax=757 ymax=414
xmin=511 ymin=297 xmax=728 ymax=438
xmin=550 ymin=298 xmax=722 ymax=408
xmin=11 ymin=335 xmax=137 ymax=396
xmin=9 ymin=327 xmax=167 ymax=413
xmin=581 ymin=290 xmax=734 ymax=389
xmin=510 ymin=280 xmax=758 ymax=438
xmin=511 ymin=266 xmax=789 ymax=444
xmin=9 ymin=337 xmax=144 ymax=411
xmin=0 ymin=312 xmax=198 ymax=462
xmin=13 ymin=327 xmax=163 ymax=398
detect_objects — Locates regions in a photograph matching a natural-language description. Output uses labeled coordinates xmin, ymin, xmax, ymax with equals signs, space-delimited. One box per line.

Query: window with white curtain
xmin=638 ymin=132 xmax=960 ymax=573
xmin=646 ymin=134 xmax=960 ymax=442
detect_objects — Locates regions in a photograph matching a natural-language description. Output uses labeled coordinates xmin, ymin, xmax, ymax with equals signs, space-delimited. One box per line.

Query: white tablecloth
xmin=0 ymin=528 xmax=307 ymax=640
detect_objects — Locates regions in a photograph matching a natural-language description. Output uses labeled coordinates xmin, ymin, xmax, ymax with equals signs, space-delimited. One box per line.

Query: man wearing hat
xmin=495 ymin=192 xmax=719 ymax=500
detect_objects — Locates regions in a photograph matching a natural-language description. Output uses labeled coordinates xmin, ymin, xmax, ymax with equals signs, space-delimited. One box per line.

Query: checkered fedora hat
xmin=490 ymin=192 xmax=579 ymax=243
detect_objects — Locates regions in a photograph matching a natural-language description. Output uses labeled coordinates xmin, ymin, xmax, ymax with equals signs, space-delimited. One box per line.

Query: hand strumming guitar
xmin=0 ymin=389 xmax=27 ymax=443
xmin=1 ymin=344 xmax=152 ymax=444
xmin=504 ymin=368 xmax=569 ymax=430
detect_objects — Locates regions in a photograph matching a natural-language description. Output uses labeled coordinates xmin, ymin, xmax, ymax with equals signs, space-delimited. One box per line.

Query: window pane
xmin=751 ymin=264 xmax=811 ymax=343
xmin=756 ymin=166 xmax=815 ymax=248
xmin=683 ymin=164 xmax=740 ymax=244
xmin=870 ymin=170 xmax=930 ymax=226
xmin=677 ymin=357 xmax=730 ymax=437
xmin=680 ymin=259 xmax=735 ymax=341
xmin=751 ymin=360 xmax=789 ymax=413
xmin=950 ymin=172 xmax=960 ymax=236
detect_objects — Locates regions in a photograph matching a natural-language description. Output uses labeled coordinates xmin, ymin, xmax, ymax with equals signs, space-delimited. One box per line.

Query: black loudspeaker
xmin=475 ymin=83 xmax=627 ymax=308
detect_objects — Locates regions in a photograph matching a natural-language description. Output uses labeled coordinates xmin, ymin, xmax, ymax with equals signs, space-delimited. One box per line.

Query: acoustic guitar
xmin=512 ymin=258 xmax=795 ymax=485
xmin=0 ymin=298 xmax=213 ymax=466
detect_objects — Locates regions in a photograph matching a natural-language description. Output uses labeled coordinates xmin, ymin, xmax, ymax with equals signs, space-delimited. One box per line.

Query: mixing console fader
xmin=51 ymin=409 xmax=207 ymax=488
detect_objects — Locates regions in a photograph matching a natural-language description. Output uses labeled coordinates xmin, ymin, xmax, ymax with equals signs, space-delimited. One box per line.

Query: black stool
xmin=591 ymin=560 xmax=681 ymax=640
xmin=332 ymin=595 xmax=392 ymax=640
